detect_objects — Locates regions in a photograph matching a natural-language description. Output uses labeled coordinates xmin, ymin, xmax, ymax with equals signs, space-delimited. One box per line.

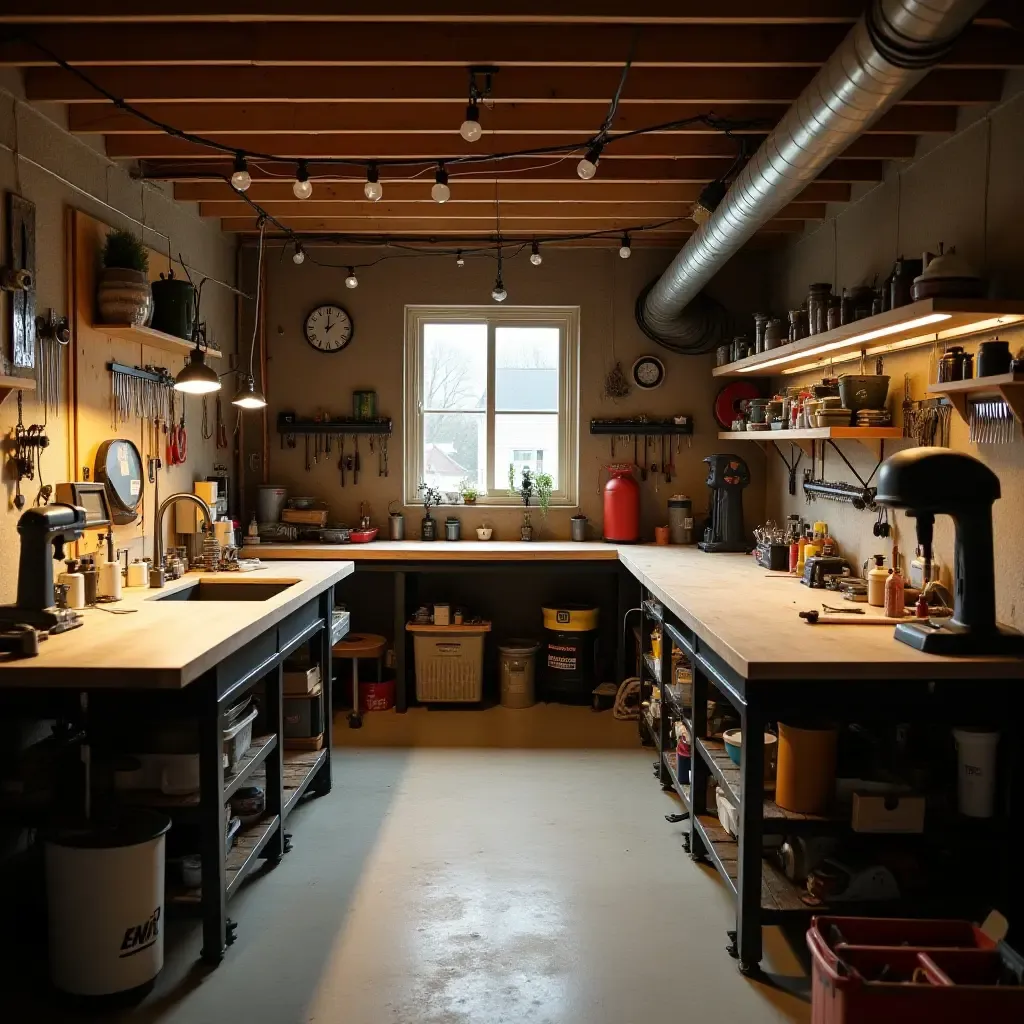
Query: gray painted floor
xmin=6 ymin=707 xmax=810 ymax=1022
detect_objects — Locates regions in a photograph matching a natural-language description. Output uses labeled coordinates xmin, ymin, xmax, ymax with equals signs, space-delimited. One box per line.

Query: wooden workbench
xmin=242 ymin=540 xmax=619 ymax=561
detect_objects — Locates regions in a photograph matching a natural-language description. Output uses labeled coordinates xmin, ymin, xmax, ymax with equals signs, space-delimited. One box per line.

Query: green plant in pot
xmin=459 ymin=479 xmax=479 ymax=505
xmin=509 ymin=465 xmax=553 ymax=541
xmin=97 ymin=228 xmax=151 ymax=326
xmin=418 ymin=482 xmax=443 ymax=540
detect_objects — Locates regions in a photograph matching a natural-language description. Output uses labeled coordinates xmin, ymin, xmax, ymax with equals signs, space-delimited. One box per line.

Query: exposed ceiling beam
xmin=197 ymin=200 xmax=826 ymax=219
xmin=25 ymin=65 xmax=1003 ymax=105
xmin=218 ymin=216 xmax=804 ymax=232
xmin=67 ymin=101 xmax=961 ymax=137
xmin=3 ymin=23 xmax=1017 ymax=68
xmin=144 ymin=156 xmax=885 ymax=182
xmin=102 ymin=131 xmax=913 ymax=161
xmin=174 ymin=180 xmax=852 ymax=203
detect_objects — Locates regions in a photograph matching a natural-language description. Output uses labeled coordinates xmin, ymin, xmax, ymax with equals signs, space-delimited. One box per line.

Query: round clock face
xmin=632 ymin=355 xmax=665 ymax=389
xmin=304 ymin=304 xmax=353 ymax=353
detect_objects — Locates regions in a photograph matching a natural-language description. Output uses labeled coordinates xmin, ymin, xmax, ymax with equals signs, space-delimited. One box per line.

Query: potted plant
xmin=97 ymin=228 xmax=152 ymax=326
xmin=459 ymin=479 xmax=479 ymax=505
xmin=417 ymin=482 xmax=443 ymax=540
xmin=509 ymin=465 xmax=553 ymax=541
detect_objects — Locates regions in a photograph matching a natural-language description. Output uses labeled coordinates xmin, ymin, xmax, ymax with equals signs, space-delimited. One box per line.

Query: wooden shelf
xmin=718 ymin=426 xmax=901 ymax=442
xmin=926 ymin=373 xmax=1024 ymax=425
xmin=0 ymin=374 xmax=36 ymax=403
xmin=92 ymin=322 xmax=223 ymax=360
xmin=712 ymin=298 xmax=1024 ymax=378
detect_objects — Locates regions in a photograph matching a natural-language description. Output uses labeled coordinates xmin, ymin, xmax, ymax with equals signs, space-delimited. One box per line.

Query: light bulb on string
xmin=292 ymin=160 xmax=312 ymax=200
xmin=530 ymin=241 xmax=543 ymax=266
xmin=576 ymin=142 xmax=603 ymax=180
xmin=364 ymin=163 xmax=382 ymax=202
xmin=618 ymin=233 xmax=632 ymax=259
xmin=455 ymin=251 xmax=465 ymax=268
xmin=460 ymin=102 xmax=482 ymax=142
xmin=292 ymin=242 xmax=305 ymax=265
xmin=491 ymin=276 xmax=507 ymax=302
xmin=345 ymin=267 xmax=359 ymax=289
xmin=431 ymin=164 xmax=450 ymax=204
xmin=230 ymin=152 xmax=251 ymax=192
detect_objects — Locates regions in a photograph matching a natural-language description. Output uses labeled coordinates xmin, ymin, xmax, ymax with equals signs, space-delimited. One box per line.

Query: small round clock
xmin=632 ymin=355 xmax=665 ymax=390
xmin=304 ymin=304 xmax=353 ymax=353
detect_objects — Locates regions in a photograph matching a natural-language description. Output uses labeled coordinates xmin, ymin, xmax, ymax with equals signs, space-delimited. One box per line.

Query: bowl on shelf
xmin=723 ymin=729 xmax=779 ymax=778
xmin=838 ymin=374 xmax=890 ymax=412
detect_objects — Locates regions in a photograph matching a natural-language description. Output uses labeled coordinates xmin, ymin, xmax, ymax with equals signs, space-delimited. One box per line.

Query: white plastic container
xmin=222 ymin=705 xmax=259 ymax=771
xmin=46 ymin=810 xmax=171 ymax=996
xmin=412 ymin=626 xmax=489 ymax=702
xmin=498 ymin=640 xmax=539 ymax=709
xmin=952 ymin=727 xmax=1000 ymax=818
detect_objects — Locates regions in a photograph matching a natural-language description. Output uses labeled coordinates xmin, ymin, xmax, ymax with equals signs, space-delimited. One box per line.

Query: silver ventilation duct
xmin=639 ymin=0 xmax=987 ymax=350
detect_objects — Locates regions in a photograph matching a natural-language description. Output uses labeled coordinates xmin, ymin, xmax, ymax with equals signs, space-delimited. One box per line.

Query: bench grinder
xmin=875 ymin=447 xmax=1024 ymax=655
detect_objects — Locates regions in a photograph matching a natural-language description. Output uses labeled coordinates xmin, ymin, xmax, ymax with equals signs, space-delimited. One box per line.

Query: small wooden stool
xmin=332 ymin=632 xmax=387 ymax=728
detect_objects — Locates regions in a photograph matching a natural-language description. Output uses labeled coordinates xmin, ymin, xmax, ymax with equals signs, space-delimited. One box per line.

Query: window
xmin=405 ymin=306 xmax=579 ymax=505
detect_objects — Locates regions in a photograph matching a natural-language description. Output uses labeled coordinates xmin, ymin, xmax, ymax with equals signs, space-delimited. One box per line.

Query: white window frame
xmin=404 ymin=304 xmax=580 ymax=507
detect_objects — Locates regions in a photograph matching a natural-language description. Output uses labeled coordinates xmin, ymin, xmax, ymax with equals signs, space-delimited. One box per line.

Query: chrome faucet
xmin=150 ymin=492 xmax=214 ymax=588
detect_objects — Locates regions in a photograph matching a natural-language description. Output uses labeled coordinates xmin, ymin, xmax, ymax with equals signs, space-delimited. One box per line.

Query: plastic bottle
xmin=796 ymin=530 xmax=809 ymax=575
xmin=884 ymin=546 xmax=906 ymax=618
xmin=59 ymin=559 xmax=85 ymax=609
xmin=804 ymin=524 xmax=821 ymax=562
xmin=866 ymin=554 xmax=888 ymax=608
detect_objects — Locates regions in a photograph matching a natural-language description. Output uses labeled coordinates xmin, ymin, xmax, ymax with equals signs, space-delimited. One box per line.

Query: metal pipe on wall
xmin=639 ymin=0 xmax=987 ymax=344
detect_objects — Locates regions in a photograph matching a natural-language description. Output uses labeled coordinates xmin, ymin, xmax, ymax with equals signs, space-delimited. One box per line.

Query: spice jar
xmin=764 ymin=318 xmax=787 ymax=350
xmin=962 ymin=351 xmax=974 ymax=380
xmin=753 ymin=312 xmax=770 ymax=353
xmin=938 ymin=346 xmax=967 ymax=383
xmin=788 ymin=309 xmax=808 ymax=342
xmin=826 ymin=298 xmax=842 ymax=331
xmin=716 ymin=343 xmax=732 ymax=367
xmin=731 ymin=336 xmax=751 ymax=362
xmin=806 ymin=283 xmax=832 ymax=335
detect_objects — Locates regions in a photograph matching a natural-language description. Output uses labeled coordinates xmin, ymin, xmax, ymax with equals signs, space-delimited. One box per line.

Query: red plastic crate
xmin=808 ymin=916 xmax=1024 ymax=1024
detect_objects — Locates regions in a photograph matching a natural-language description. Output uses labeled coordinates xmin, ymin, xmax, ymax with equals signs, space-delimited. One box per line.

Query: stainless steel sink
xmin=150 ymin=580 xmax=298 ymax=602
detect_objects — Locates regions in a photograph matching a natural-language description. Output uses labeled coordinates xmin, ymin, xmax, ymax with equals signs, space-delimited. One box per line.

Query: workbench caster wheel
xmin=226 ymin=919 xmax=238 ymax=947
xmin=738 ymin=960 xmax=763 ymax=979
xmin=651 ymin=761 xmax=660 ymax=777
xmin=348 ymin=711 xmax=363 ymax=729
xmin=725 ymin=931 xmax=738 ymax=959
xmin=284 ymin=832 xmax=293 ymax=854
xmin=681 ymin=832 xmax=691 ymax=853
xmin=665 ymin=812 xmax=688 ymax=824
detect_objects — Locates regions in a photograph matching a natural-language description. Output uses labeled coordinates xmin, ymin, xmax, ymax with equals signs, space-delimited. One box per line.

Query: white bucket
xmin=45 ymin=810 xmax=171 ymax=996
xmin=498 ymin=640 xmax=540 ymax=709
xmin=952 ymin=728 xmax=1000 ymax=818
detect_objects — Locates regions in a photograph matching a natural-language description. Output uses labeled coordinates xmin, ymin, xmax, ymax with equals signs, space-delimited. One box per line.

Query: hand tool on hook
xmin=353 ymin=435 xmax=361 ymax=485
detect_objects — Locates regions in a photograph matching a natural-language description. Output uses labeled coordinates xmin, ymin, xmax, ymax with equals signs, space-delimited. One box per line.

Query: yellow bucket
xmin=542 ymin=605 xmax=599 ymax=632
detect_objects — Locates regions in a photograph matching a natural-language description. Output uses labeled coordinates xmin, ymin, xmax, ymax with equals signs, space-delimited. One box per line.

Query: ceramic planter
xmin=97 ymin=268 xmax=151 ymax=326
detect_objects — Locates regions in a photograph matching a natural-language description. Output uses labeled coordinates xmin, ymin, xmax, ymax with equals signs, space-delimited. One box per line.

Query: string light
xmin=456 ymin=251 xmax=465 ymax=267
xmin=230 ymin=152 xmax=251 ymax=191
xmin=293 ymin=160 xmax=312 ymax=200
xmin=619 ymin=234 xmax=632 ymax=259
xmin=460 ymin=101 xmax=482 ymax=143
xmin=491 ymin=275 xmax=507 ymax=302
xmin=364 ymin=163 xmax=382 ymax=202
xmin=577 ymin=142 xmax=603 ymax=180
xmin=345 ymin=267 xmax=359 ymax=289
xmin=431 ymin=164 xmax=451 ymax=204
xmin=530 ymin=241 xmax=543 ymax=266
xmin=292 ymin=242 xmax=305 ymax=265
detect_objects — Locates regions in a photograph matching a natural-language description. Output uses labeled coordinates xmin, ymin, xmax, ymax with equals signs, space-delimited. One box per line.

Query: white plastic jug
xmin=952 ymin=728 xmax=999 ymax=818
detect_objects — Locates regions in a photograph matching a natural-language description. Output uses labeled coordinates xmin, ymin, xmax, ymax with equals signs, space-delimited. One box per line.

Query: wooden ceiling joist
xmin=217 ymin=216 xmax=804 ymax=232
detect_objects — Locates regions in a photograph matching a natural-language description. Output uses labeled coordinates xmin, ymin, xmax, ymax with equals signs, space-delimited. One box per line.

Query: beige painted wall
xmin=766 ymin=82 xmax=1024 ymax=630
xmin=0 ymin=78 xmax=237 ymax=604
xmin=242 ymin=243 xmax=769 ymax=540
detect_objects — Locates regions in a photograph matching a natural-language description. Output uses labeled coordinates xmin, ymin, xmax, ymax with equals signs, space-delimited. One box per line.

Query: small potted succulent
xmin=418 ymin=482 xmax=443 ymax=540
xmin=459 ymin=479 xmax=479 ymax=505
xmin=97 ymin=228 xmax=151 ymax=326
xmin=509 ymin=465 xmax=553 ymax=541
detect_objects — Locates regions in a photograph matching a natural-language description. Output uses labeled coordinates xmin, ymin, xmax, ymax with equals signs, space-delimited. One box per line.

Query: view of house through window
xmin=406 ymin=307 xmax=579 ymax=504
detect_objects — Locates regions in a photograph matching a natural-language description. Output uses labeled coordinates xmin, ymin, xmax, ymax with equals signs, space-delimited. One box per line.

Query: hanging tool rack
xmin=108 ymin=361 xmax=174 ymax=428
xmin=588 ymin=417 xmax=693 ymax=435
xmin=277 ymin=414 xmax=393 ymax=437
xmin=801 ymin=435 xmax=889 ymax=511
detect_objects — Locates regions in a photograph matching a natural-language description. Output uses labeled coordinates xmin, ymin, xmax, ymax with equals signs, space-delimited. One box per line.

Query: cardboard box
xmin=284 ymin=664 xmax=321 ymax=695
xmin=284 ymin=684 xmax=324 ymax=739
xmin=851 ymin=792 xmax=925 ymax=833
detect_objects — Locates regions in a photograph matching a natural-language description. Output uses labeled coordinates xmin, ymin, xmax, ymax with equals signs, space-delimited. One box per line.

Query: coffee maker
xmin=875 ymin=447 xmax=1024 ymax=655
xmin=698 ymin=453 xmax=751 ymax=553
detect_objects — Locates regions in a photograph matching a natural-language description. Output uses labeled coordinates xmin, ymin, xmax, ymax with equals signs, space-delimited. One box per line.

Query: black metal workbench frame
xmin=639 ymin=589 xmax=1023 ymax=975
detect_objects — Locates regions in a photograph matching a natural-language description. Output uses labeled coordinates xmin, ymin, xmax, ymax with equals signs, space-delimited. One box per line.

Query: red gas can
xmin=603 ymin=465 xmax=640 ymax=542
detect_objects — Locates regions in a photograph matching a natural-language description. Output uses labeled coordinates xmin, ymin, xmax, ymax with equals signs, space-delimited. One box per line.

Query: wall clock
xmin=632 ymin=355 xmax=665 ymax=390
xmin=304 ymin=304 xmax=353 ymax=353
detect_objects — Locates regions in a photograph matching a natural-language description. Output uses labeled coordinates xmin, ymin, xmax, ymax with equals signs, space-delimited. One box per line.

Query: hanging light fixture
xmin=364 ymin=163 xmax=382 ymax=202
xmin=174 ymin=344 xmax=221 ymax=394
xmin=491 ymin=275 xmax=507 ymax=302
xmin=232 ymin=374 xmax=266 ymax=409
xmin=690 ymin=179 xmax=728 ymax=227
xmin=577 ymin=142 xmax=603 ymax=180
xmin=530 ymin=241 xmax=543 ymax=266
xmin=292 ymin=160 xmax=312 ymax=200
xmin=292 ymin=242 xmax=305 ymax=265
xmin=455 ymin=251 xmax=465 ymax=268
xmin=431 ymin=163 xmax=451 ymax=203
xmin=618 ymin=233 xmax=632 ymax=259
xmin=460 ymin=100 xmax=482 ymax=143
xmin=345 ymin=267 xmax=359 ymax=289
xmin=230 ymin=152 xmax=251 ymax=192
xmin=459 ymin=66 xmax=497 ymax=142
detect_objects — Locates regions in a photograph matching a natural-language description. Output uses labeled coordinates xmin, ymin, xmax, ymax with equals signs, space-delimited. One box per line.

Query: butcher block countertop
xmin=243 ymin=540 xmax=620 ymax=561
xmin=617 ymin=547 xmax=1024 ymax=683
xmin=0 ymin=560 xmax=352 ymax=689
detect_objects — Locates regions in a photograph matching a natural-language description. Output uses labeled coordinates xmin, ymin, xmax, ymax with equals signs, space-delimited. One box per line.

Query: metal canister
xmin=445 ymin=517 xmax=461 ymax=541
xmin=388 ymin=511 xmax=405 ymax=540
xmin=570 ymin=515 xmax=587 ymax=542
xmin=667 ymin=494 xmax=694 ymax=544
xmin=753 ymin=312 xmax=769 ymax=353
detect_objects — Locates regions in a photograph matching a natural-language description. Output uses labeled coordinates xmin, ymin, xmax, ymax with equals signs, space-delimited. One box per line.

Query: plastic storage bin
xmin=807 ymin=915 xmax=1024 ymax=1024
xmin=408 ymin=622 xmax=491 ymax=702
xmin=222 ymin=705 xmax=258 ymax=772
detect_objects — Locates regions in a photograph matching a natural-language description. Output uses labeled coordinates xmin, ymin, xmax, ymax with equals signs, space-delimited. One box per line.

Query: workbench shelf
xmin=93 ymin=322 xmax=223 ymax=360
xmin=224 ymin=734 xmax=278 ymax=802
xmin=662 ymin=750 xmax=691 ymax=808
xmin=283 ymin=748 xmax=328 ymax=818
xmin=926 ymin=373 xmax=1024 ymax=426
xmin=643 ymin=651 xmax=661 ymax=686
xmin=717 ymin=426 xmax=901 ymax=443
xmin=0 ymin=373 xmax=36 ymax=403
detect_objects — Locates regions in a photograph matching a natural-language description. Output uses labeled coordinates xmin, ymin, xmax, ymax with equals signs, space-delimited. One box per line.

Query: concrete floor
xmin=5 ymin=706 xmax=810 ymax=1023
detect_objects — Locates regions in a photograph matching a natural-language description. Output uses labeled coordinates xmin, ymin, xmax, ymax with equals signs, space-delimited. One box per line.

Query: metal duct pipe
xmin=640 ymin=0 xmax=987 ymax=346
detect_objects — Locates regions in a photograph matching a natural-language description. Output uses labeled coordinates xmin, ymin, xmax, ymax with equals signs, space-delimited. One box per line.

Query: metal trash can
xmin=498 ymin=639 xmax=540 ymax=709
xmin=45 ymin=809 xmax=171 ymax=996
